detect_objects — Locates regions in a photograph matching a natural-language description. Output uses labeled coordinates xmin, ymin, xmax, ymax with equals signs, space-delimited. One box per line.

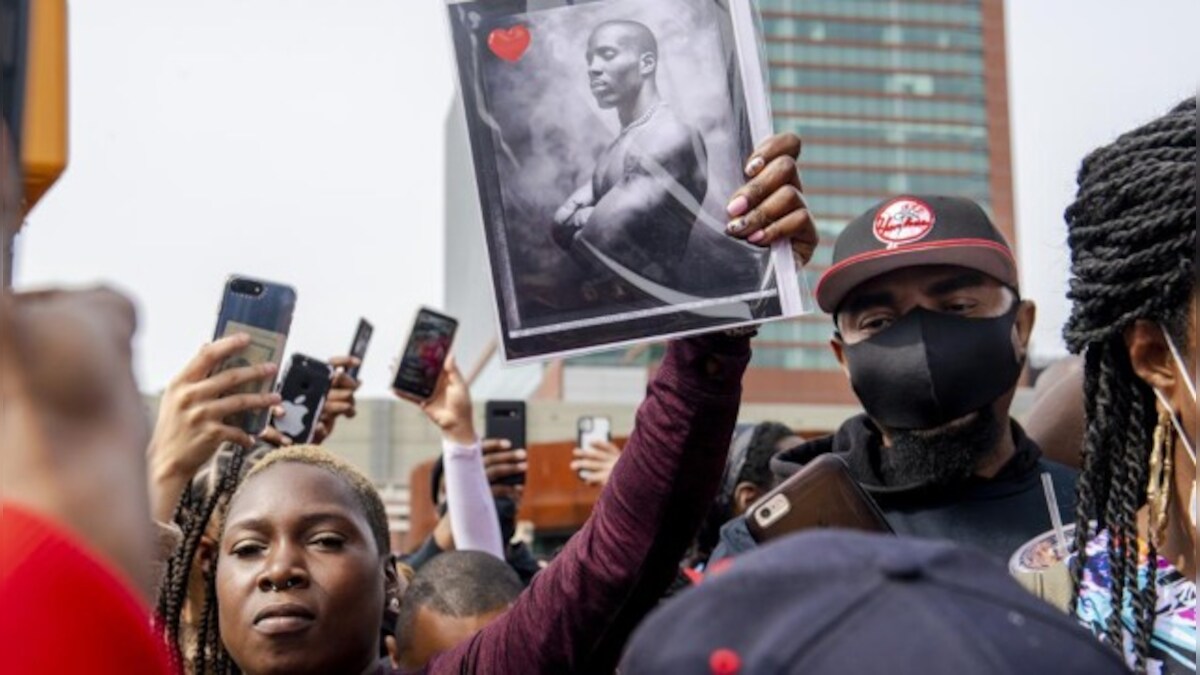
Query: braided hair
xmin=1063 ymin=96 xmax=1196 ymax=673
xmin=154 ymin=442 xmax=258 ymax=672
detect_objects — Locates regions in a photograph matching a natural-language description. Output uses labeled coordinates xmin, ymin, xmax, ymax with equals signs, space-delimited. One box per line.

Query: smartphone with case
xmin=272 ymin=353 xmax=333 ymax=444
xmin=392 ymin=307 xmax=457 ymax=402
xmin=346 ymin=318 xmax=373 ymax=381
xmin=485 ymin=401 xmax=526 ymax=486
xmin=212 ymin=275 xmax=296 ymax=435
xmin=576 ymin=416 xmax=612 ymax=481
xmin=747 ymin=454 xmax=893 ymax=543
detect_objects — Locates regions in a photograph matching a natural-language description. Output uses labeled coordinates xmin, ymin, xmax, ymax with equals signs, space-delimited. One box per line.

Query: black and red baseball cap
xmin=815 ymin=195 xmax=1019 ymax=314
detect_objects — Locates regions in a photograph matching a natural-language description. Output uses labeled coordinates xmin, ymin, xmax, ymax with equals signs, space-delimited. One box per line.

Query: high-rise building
xmin=446 ymin=0 xmax=1016 ymax=417
xmin=747 ymin=0 xmax=1015 ymax=404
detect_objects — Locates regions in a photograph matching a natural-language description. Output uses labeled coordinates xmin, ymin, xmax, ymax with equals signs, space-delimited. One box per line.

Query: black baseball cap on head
xmin=815 ymin=195 xmax=1019 ymax=314
xmin=620 ymin=530 xmax=1128 ymax=675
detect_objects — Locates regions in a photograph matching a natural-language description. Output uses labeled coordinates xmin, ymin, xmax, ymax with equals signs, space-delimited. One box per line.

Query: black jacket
xmin=710 ymin=414 xmax=1078 ymax=564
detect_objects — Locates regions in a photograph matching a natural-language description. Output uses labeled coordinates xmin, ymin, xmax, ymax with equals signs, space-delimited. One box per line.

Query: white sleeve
xmin=441 ymin=437 xmax=505 ymax=560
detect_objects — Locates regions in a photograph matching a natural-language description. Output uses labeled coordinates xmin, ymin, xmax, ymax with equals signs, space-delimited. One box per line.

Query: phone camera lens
xmin=759 ymin=507 xmax=772 ymax=520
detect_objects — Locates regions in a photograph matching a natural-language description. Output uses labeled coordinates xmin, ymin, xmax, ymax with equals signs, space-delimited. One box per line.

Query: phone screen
xmin=393 ymin=309 xmax=457 ymax=400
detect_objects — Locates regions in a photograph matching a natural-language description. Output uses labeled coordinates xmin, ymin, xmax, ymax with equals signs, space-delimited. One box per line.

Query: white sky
xmin=13 ymin=0 xmax=1199 ymax=394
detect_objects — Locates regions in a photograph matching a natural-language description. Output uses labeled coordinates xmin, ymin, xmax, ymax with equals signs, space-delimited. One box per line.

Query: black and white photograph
xmin=448 ymin=0 xmax=802 ymax=362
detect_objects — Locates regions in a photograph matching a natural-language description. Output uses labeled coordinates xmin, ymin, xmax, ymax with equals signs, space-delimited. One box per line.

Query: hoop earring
xmin=1147 ymin=407 xmax=1175 ymax=549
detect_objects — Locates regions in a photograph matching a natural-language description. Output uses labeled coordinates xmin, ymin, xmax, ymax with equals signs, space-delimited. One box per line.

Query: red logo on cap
xmin=873 ymin=198 xmax=935 ymax=249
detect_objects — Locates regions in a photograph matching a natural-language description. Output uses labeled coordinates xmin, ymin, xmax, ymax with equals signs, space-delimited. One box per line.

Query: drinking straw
xmin=1042 ymin=472 xmax=1068 ymax=558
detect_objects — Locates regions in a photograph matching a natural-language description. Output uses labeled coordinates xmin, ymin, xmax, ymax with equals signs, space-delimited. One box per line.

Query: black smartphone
xmin=272 ymin=353 xmax=333 ymax=444
xmin=485 ymin=401 xmax=527 ymax=486
xmin=746 ymin=454 xmax=893 ymax=544
xmin=392 ymin=307 xmax=458 ymax=402
xmin=346 ymin=318 xmax=373 ymax=381
xmin=212 ymin=275 xmax=296 ymax=435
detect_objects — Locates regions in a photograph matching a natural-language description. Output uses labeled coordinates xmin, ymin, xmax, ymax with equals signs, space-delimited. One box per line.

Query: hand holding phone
xmin=392 ymin=308 xmax=457 ymax=403
xmin=272 ymin=353 xmax=333 ymax=444
xmin=485 ymin=401 xmax=527 ymax=486
xmin=211 ymin=276 xmax=296 ymax=435
xmin=572 ymin=416 xmax=617 ymax=485
xmin=746 ymin=454 xmax=893 ymax=544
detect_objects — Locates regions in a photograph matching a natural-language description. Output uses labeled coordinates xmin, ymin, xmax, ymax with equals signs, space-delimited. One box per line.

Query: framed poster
xmin=448 ymin=0 xmax=807 ymax=362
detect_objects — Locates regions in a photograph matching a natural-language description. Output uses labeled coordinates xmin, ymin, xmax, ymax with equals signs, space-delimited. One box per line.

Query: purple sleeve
xmin=422 ymin=334 xmax=750 ymax=675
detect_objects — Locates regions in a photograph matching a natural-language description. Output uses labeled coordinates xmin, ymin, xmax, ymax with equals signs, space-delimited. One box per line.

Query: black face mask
xmin=841 ymin=305 xmax=1023 ymax=430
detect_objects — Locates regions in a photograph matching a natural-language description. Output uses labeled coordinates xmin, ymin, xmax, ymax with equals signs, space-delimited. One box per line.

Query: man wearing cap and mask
xmin=712 ymin=195 xmax=1077 ymax=563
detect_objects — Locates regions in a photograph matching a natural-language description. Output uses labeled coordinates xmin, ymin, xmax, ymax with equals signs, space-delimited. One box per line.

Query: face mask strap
xmin=1162 ymin=325 xmax=1198 ymax=403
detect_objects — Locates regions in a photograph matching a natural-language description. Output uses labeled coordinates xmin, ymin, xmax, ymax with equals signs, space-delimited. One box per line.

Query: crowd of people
xmin=1 ymin=89 xmax=1195 ymax=675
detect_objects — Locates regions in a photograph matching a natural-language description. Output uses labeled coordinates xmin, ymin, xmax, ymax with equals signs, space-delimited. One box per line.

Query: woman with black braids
xmin=1063 ymin=96 xmax=1197 ymax=674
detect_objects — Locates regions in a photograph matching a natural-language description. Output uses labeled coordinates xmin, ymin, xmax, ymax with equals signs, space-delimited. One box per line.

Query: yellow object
xmin=21 ymin=0 xmax=68 ymax=212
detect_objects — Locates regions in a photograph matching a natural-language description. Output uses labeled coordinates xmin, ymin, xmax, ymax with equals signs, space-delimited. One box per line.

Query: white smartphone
xmin=576 ymin=416 xmax=612 ymax=480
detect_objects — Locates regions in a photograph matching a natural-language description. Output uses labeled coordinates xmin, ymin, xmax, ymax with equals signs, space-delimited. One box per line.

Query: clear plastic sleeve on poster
xmin=446 ymin=0 xmax=814 ymax=363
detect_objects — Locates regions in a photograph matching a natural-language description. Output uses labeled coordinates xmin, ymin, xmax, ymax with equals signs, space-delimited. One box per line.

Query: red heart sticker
xmin=488 ymin=25 xmax=531 ymax=63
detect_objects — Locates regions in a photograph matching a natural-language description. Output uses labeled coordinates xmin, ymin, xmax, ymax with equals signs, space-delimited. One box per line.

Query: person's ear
xmin=1012 ymin=299 xmax=1036 ymax=361
xmin=198 ymin=535 xmax=217 ymax=575
xmin=640 ymin=52 xmax=657 ymax=75
xmin=384 ymin=557 xmax=403 ymax=613
xmin=733 ymin=482 xmax=762 ymax=516
xmin=1125 ymin=320 xmax=1179 ymax=396
xmin=830 ymin=334 xmax=850 ymax=379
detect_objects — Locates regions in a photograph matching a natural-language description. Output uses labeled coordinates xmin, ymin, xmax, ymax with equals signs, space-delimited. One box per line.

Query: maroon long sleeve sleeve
xmin=418 ymin=334 xmax=750 ymax=675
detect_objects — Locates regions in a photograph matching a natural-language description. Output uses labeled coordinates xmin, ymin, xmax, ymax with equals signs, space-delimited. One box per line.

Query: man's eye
xmin=944 ymin=300 xmax=976 ymax=314
xmin=311 ymin=535 xmax=345 ymax=551
xmin=859 ymin=316 xmax=893 ymax=333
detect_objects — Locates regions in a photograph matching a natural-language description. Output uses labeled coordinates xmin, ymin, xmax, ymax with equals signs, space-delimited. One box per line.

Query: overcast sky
xmin=13 ymin=0 xmax=1199 ymax=395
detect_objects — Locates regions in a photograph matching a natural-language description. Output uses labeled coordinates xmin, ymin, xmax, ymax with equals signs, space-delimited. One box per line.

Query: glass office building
xmin=746 ymin=0 xmax=1016 ymax=404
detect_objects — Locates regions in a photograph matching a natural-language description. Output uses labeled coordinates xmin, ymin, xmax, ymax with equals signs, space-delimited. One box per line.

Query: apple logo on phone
xmin=276 ymin=395 xmax=309 ymax=439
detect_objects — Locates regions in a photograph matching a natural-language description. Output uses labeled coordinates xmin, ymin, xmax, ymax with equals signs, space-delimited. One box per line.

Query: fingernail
xmin=518 ymin=463 xmax=528 ymax=471
xmin=516 ymin=449 xmax=527 ymax=459
xmin=264 ymin=363 xmax=278 ymax=373
xmin=270 ymin=393 xmax=282 ymax=402
xmin=726 ymin=195 xmax=749 ymax=217
xmin=749 ymin=230 xmax=766 ymax=244
xmin=727 ymin=218 xmax=746 ymax=234
xmin=745 ymin=156 xmax=765 ymax=176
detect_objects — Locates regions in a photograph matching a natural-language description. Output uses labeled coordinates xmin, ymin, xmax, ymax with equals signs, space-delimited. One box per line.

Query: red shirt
xmin=0 ymin=503 xmax=174 ymax=674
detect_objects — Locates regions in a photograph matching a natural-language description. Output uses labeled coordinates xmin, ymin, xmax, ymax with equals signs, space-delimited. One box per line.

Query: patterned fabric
xmin=1073 ymin=530 xmax=1197 ymax=674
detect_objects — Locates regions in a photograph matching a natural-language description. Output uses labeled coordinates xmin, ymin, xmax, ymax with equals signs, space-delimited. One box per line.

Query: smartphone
xmin=346 ymin=318 xmax=373 ymax=381
xmin=746 ymin=454 xmax=893 ymax=544
xmin=576 ymin=416 xmax=612 ymax=480
xmin=392 ymin=307 xmax=458 ymax=402
xmin=272 ymin=353 xmax=333 ymax=444
xmin=485 ymin=401 xmax=526 ymax=486
xmin=212 ymin=275 xmax=296 ymax=435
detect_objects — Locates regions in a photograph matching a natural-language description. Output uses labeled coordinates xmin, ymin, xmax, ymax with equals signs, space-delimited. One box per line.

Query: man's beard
xmin=879 ymin=405 xmax=1004 ymax=488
